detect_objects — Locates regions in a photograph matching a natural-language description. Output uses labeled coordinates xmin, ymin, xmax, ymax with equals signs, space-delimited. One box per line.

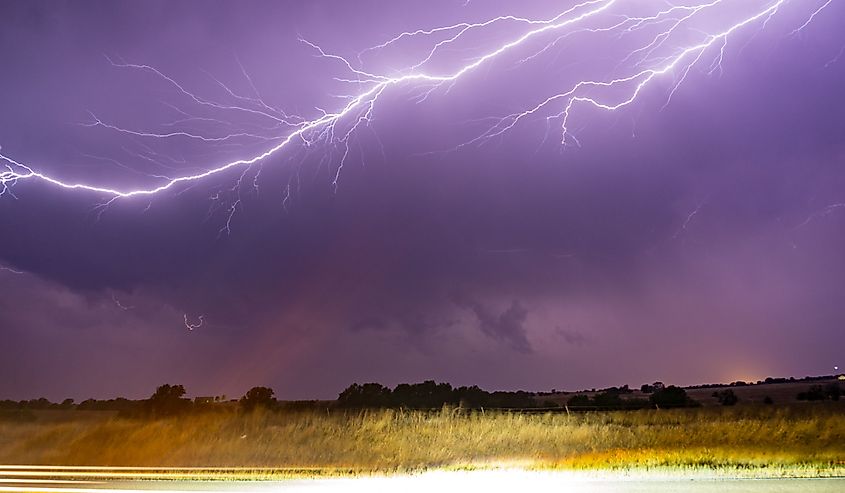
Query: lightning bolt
xmin=0 ymin=264 xmax=25 ymax=275
xmin=788 ymin=0 xmax=833 ymax=36
xmin=826 ymin=45 xmax=845 ymax=68
xmin=0 ymin=0 xmax=836 ymax=206
xmin=111 ymin=293 xmax=134 ymax=311
xmin=672 ymin=197 xmax=709 ymax=240
xmin=795 ymin=203 xmax=845 ymax=230
xmin=183 ymin=313 xmax=204 ymax=331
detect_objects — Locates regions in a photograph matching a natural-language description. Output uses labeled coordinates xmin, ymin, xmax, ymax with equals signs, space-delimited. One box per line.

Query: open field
xmin=1 ymin=404 xmax=843 ymax=477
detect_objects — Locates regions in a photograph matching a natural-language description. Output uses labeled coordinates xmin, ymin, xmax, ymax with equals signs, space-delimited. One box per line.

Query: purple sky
xmin=1 ymin=0 xmax=844 ymax=401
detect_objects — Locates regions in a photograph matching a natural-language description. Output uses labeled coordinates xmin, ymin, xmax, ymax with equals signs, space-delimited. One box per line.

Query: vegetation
xmin=1 ymin=379 xmax=842 ymax=477
xmin=712 ymin=389 xmax=739 ymax=406
xmin=2 ymin=378 xmax=840 ymax=415
xmin=649 ymin=385 xmax=700 ymax=408
xmin=797 ymin=384 xmax=841 ymax=402
xmin=566 ymin=390 xmax=650 ymax=410
xmin=240 ymin=387 xmax=277 ymax=411
xmin=0 ymin=404 xmax=842 ymax=475
xmin=337 ymin=380 xmax=541 ymax=409
xmin=145 ymin=384 xmax=191 ymax=417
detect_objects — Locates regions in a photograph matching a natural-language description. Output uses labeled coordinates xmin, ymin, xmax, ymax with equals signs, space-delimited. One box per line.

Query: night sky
xmin=1 ymin=0 xmax=844 ymax=401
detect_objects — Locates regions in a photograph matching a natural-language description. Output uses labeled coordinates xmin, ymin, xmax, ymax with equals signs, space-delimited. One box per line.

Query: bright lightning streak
xmin=82 ymin=112 xmax=277 ymax=143
xmin=469 ymin=1 xmax=796 ymax=147
xmin=0 ymin=0 xmax=836 ymax=205
xmin=788 ymin=0 xmax=833 ymax=36
xmin=103 ymin=56 xmax=302 ymax=126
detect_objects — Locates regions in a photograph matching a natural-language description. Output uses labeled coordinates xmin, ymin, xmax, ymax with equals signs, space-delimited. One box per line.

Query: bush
xmin=825 ymin=383 xmax=841 ymax=401
xmin=564 ymin=392 xmax=649 ymax=410
xmin=797 ymin=384 xmax=841 ymax=401
xmin=566 ymin=395 xmax=592 ymax=407
xmin=712 ymin=389 xmax=739 ymax=406
xmin=797 ymin=385 xmax=828 ymax=401
xmin=650 ymin=386 xmax=698 ymax=408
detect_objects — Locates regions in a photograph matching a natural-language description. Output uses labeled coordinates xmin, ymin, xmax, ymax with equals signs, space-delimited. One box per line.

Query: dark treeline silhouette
xmin=686 ymin=374 xmax=842 ymax=389
xmin=0 ymin=397 xmax=77 ymax=411
xmin=337 ymin=381 xmax=546 ymax=409
xmin=0 ymin=384 xmax=280 ymax=418
xmin=2 ymin=376 xmax=841 ymax=417
xmin=567 ymin=385 xmax=700 ymax=410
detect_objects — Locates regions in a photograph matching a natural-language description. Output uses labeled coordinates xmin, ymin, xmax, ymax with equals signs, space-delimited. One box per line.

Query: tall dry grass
xmin=0 ymin=404 xmax=842 ymax=473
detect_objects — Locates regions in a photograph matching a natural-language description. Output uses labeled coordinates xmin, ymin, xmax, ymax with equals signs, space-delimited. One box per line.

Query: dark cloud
xmin=555 ymin=327 xmax=588 ymax=347
xmin=451 ymin=293 xmax=532 ymax=353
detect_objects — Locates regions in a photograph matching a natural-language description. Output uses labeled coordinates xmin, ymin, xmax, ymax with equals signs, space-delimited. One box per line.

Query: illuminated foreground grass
xmin=0 ymin=405 xmax=842 ymax=477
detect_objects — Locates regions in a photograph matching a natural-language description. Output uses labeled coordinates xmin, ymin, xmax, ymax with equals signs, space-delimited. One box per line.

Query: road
xmin=0 ymin=467 xmax=842 ymax=492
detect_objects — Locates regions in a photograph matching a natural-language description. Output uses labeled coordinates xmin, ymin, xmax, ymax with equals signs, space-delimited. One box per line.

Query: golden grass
xmin=0 ymin=404 xmax=842 ymax=477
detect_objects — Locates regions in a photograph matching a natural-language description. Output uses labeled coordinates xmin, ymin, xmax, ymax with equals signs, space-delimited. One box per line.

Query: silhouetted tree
xmin=454 ymin=385 xmax=488 ymax=408
xmin=650 ymin=386 xmax=697 ymax=408
xmin=392 ymin=381 xmax=454 ymax=408
xmin=23 ymin=398 xmax=52 ymax=410
xmin=487 ymin=390 xmax=538 ymax=408
xmin=337 ymin=383 xmax=392 ymax=408
xmin=240 ymin=387 xmax=276 ymax=411
xmin=146 ymin=384 xmax=190 ymax=417
xmin=76 ymin=397 xmax=136 ymax=412
xmin=336 ymin=381 xmax=543 ymax=409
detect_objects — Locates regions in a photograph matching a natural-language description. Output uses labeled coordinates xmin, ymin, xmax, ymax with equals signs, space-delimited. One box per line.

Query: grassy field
xmin=0 ymin=404 xmax=843 ymax=477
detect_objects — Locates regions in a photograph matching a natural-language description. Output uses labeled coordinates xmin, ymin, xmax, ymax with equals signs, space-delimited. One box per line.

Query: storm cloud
xmin=1 ymin=0 xmax=844 ymax=401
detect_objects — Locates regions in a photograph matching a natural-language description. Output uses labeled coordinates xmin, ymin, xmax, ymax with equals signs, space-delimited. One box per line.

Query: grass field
xmin=1 ymin=403 xmax=843 ymax=477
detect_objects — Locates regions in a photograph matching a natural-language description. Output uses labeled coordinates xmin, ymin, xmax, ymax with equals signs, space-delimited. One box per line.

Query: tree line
xmin=2 ymin=379 xmax=841 ymax=416
xmin=0 ymin=384 xmax=283 ymax=418
xmin=336 ymin=381 xmax=545 ymax=409
xmin=566 ymin=385 xmax=700 ymax=409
